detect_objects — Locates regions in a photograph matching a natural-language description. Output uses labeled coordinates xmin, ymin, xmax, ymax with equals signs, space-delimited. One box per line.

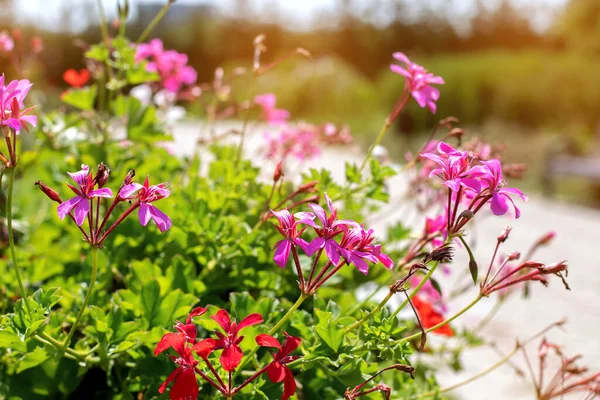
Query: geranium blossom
xmin=412 ymin=295 xmax=454 ymax=337
xmin=255 ymin=93 xmax=290 ymax=125
xmin=135 ymin=38 xmax=197 ymax=94
xmin=421 ymin=141 xmax=486 ymax=193
xmin=480 ymin=159 xmax=528 ymax=218
xmin=390 ymin=52 xmax=444 ymax=113
xmin=63 ymin=68 xmax=90 ymax=88
xmin=339 ymin=226 xmax=393 ymax=275
xmin=57 ymin=165 xmax=113 ymax=226
xmin=306 ymin=193 xmax=358 ymax=265
xmin=256 ymin=332 xmax=302 ymax=400
xmin=154 ymin=307 xmax=207 ymax=356
xmin=263 ymin=125 xmax=321 ymax=161
xmin=119 ymin=176 xmax=172 ymax=232
xmin=271 ymin=209 xmax=317 ymax=267
xmin=0 ymin=31 xmax=14 ymax=53
xmin=211 ymin=309 xmax=263 ymax=371
xmin=158 ymin=341 xmax=200 ymax=400
xmin=0 ymin=74 xmax=37 ymax=132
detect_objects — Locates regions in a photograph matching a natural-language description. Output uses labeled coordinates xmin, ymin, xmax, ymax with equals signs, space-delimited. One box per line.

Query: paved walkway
xmin=172 ymin=121 xmax=600 ymax=399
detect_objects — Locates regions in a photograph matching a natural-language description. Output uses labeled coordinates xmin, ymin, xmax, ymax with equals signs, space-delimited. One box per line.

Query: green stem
xmin=343 ymin=290 xmax=394 ymax=333
xmin=6 ymin=167 xmax=30 ymax=314
xmin=398 ymin=294 xmax=483 ymax=345
xmin=359 ymin=120 xmax=391 ymax=171
xmin=64 ymin=247 xmax=99 ymax=347
xmin=234 ymin=107 xmax=251 ymax=168
xmin=136 ymin=1 xmax=173 ymax=44
xmin=234 ymin=293 xmax=307 ymax=378
xmin=391 ymin=262 xmax=439 ymax=318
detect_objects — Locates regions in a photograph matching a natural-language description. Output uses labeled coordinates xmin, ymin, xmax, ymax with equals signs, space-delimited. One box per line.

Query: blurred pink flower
xmin=254 ymin=93 xmax=290 ymax=125
xmin=0 ymin=31 xmax=14 ymax=53
xmin=339 ymin=226 xmax=393 ymax=275
xmin=410 ymin=276 xmax=448 ymax=313
xmin=263 ymin=125 xmax=321 ymax=161
xmin=0 ymin=74 xmax=37 ymax=133
xmin=390 ymin=52 xmax=444 ymax=113
xmin=136 ymin=39 xmax=197 ymax=94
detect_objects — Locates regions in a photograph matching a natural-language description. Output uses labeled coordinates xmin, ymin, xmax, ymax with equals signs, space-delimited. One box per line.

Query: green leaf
xmin=141 ymin=280 xmax=161 ymax=328
xmin=85 ymin=44 xmax=109 ymax=62
xmin=430 ymin=278 xmax=443 ymax=296
xmin=314 ymin=309 xmax=343 ymax=352
xmin=17 ymin=347 xmax=50 ymax=373
xmin=62 ymin=86 xmax=97 ymax=111
xmin=0 ymin=330 xmax=26 ymax=352
xmin=345 ymin=162 xmax=361 ymax=184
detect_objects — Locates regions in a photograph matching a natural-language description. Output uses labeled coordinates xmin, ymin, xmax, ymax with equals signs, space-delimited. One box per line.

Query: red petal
xmin=170 ymin=367 xmax=198 ymax=400
xmin=266 ymin=361 xmax=286 ymax=383
xmin=175 ymin=322 xmax=197 ymax=343
xmin=237 ymin=313 xmax=264 ymax=331
xmin=186 ymin=306 xmax=207 ymax=324
xmin=158 ymin=366 xmax=182 ymax=394
xmin=212 ymin=309 xmax=232 ymax=333
xmin=256 ymin=334 xmax=281 ymax=349
xmin=193 ymin=338 xmax=216 ymax=359
xmin=220 ymin=344 xmax=243 ymax=372
xmin=282 ymin=368 xmax=297 ymax=400
xmin=154 ymin=332 xmax=184 ymax=356
xmin=280 ymin=332 xmax=302 ymax=357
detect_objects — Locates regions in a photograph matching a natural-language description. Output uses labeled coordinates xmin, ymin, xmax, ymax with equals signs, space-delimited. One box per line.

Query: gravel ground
xmin=172 ymin=121 xmax=600 ymax=399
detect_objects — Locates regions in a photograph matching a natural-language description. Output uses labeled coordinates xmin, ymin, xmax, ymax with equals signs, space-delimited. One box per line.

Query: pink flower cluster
xmin=271 ymin=194 xmax=393 ymax=294
xmin=0 ymin=30 xmax=14 ymax=53
xmin=256 ymin=93 xmax=352 ymax=162
xmin=135 ymin=38 xmax=198 ymax=94
xmin=37 ymin=164 xmax=171 ymax=247
xmin=390 ymin=52 xmax=444 ymax=113
xmin=421 ymin=141 xmax=528 ymax=235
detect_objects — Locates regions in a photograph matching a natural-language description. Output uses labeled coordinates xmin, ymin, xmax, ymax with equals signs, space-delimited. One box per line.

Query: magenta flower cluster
xmin=271 ymin=193 xmax=393 ymax=294
xmin=390 ymin=52 xmax=444 ymax=113
xmin=135 ymin=38 xmax=198 ymax=94
xmin=38 ymin=164 xmax=171 ymax=247
xmin=0 ymin=74 xmax=37 ymax=133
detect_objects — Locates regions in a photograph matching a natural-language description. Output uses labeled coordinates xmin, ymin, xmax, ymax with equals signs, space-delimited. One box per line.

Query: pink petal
xmin=274 ymin=239 xmax=292 ymax=268
xmin=490 ymin=193 xmax=509 ymax=216
xmin=57 ymin=196 xmax=81 ymax=220
xmin=148 ymin=204 xmax=172 ymax=232
xmin=72 ymin=197 xmax=90 ymax=226
xmin=390 ymin=64 xmax=411 ymax=79
xmin=308 ymin=203 xmax=328 ymax=226
xmin=138 ymin=203 xmax=151 ymax=226
xmin=119 ymin=183 xmax=143 ymax=199
xmin=307 ymin=237 xmax=325 ymax=256
xmin=88 ymin=188 xmax=113 ymax=198
xmin=324 ymin=240 xmax=340 ymax=265
xmin=392 ymin=52 xmax=411 ymax=64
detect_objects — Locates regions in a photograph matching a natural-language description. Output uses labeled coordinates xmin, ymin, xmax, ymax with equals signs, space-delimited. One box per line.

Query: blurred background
xmin=1 ymin=0 xmax=600 ymax=206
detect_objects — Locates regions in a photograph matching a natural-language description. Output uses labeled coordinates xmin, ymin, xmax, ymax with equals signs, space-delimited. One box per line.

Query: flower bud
xmin=123 ymin=169 xmax=135 ymax=186
xmin=506 ymin=252 xmax=521 ymax=261
xmin=498 ymin=226 xmax=512 ymax=243
xmin=273 ymin=160 xmax=283 ymax=183
xmin=537 ymin=231 xmax=556 ymax=247
xmin=35 ymin=181 xmax=62 ymax=203
xmin=426 ymin=244 xmax=454 ymax=263
xmin=542 ymin=260 xmax=568 ymax=274
xmin=94 ymin=162 xmax=111 ymax=188
xmin=297 ymin=181 xmax=318 ymax=194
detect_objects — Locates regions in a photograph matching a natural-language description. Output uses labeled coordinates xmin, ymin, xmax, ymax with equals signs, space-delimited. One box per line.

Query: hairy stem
xmin=390 ymin=262 xmax=439 ymax=318
xmin=343 ymin=290 xmax=394 ymax=333
xmin=137 ymin=1 xmax=173 ymax=44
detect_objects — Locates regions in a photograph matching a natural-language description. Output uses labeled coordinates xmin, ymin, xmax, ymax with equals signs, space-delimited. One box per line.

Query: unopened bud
xmin=298 ymin=181 xmax=318 ymax=193
xmin=123 ymin=169 xmax=135 ymax=185
xmin=498 ymin=226 xmax=512 ymax=243
xmin=94 ymin=162 xmax=111 ymax=188
xmin=503 ymin=163 xmax=527 ymax=179
xmin=35 ymin=181 xmax=62 ymax=203
xmin=506 ymin=252 xmax=521 ymax=261
xmin=458 ymin=209 xmax=474 ymax=221
xmin=542 ymin=260 xmax=568 ymax=274
xmin=425 ymin=244 xmax=454 ymax=263
xmin=448 ymin=127 xmax=464 ymax=139
xmin=273 ymin=160 xmax=283 ymax=183
xmin=296 ymin=47 xmax=311 ymax=58
xmin=537 ymin=231 xmax=556 ymax=247
xmin=393 ymin=364 xmax=415 ymax=378
xmin=439 ymin=116 xmax=459 ymax=128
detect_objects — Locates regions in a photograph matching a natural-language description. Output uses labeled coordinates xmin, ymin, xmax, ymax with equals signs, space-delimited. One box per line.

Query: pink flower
xmin=136 ymin=39 xmax=197 ymax=94
xmin=306 ymin=193 xmax=359 ymax=265
xmin=263 ymin=125 xmax=321 ymax=161
xmin=0 ymin=31 xmax=14 ymax=53
xmin=421 ymin=141 xmax=486 ymax=192
xmin=424 ymin=214 xmax=447 ymax=248
xmin=271 ymin=209 xmax=318 ymax=267
xmin=339 ymin=226 xmax=393 ymax=275
xmin=480 ymin=159 xmax=528 ymax=218
xmin=119 ymin=176 xmax=171 ymax=232
xmin=211 ymin=309 xmax=264 ymax=372
xmin=57 ymin=165 xmax=113 ymax=226
xmin=390 ymin=52 xmax=444 ymax=113
xmin=256 ymin=332 xmax=302 ymax=400
xmin=0 ymin=74 xmax=37 ymax=132
xmin=410 ymin=276 xmax=448 ymax=313
xmin=254 ymin=93 xmax=290 ymax=125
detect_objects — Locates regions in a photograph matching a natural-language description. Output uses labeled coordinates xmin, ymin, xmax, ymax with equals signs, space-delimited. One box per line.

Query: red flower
xmin=256 ymin=332 xmax=302 ymax=400
xmin=412 ymin=296 xmax=454 ymax=337
xmin=212 ymin=309 xmax=264 ymax=371
xmin=63 ymin=68 xmax=90 ymax=88
xmin=158 ymin=341 xmax=199 ymax=400
xmin=154 ymin=307 xmax=207 ymax=356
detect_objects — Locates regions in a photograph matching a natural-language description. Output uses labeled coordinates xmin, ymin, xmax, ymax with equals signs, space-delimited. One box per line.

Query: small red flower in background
xmin=412 ymin=295 xmax=454 ymax=337
xmin=212 ymin=309 xmax=264 ymax=371
xmin=63 ymin=68 xmax=90 ymax=88
xmin=256 ymin=332 xmax=302 ymax=400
